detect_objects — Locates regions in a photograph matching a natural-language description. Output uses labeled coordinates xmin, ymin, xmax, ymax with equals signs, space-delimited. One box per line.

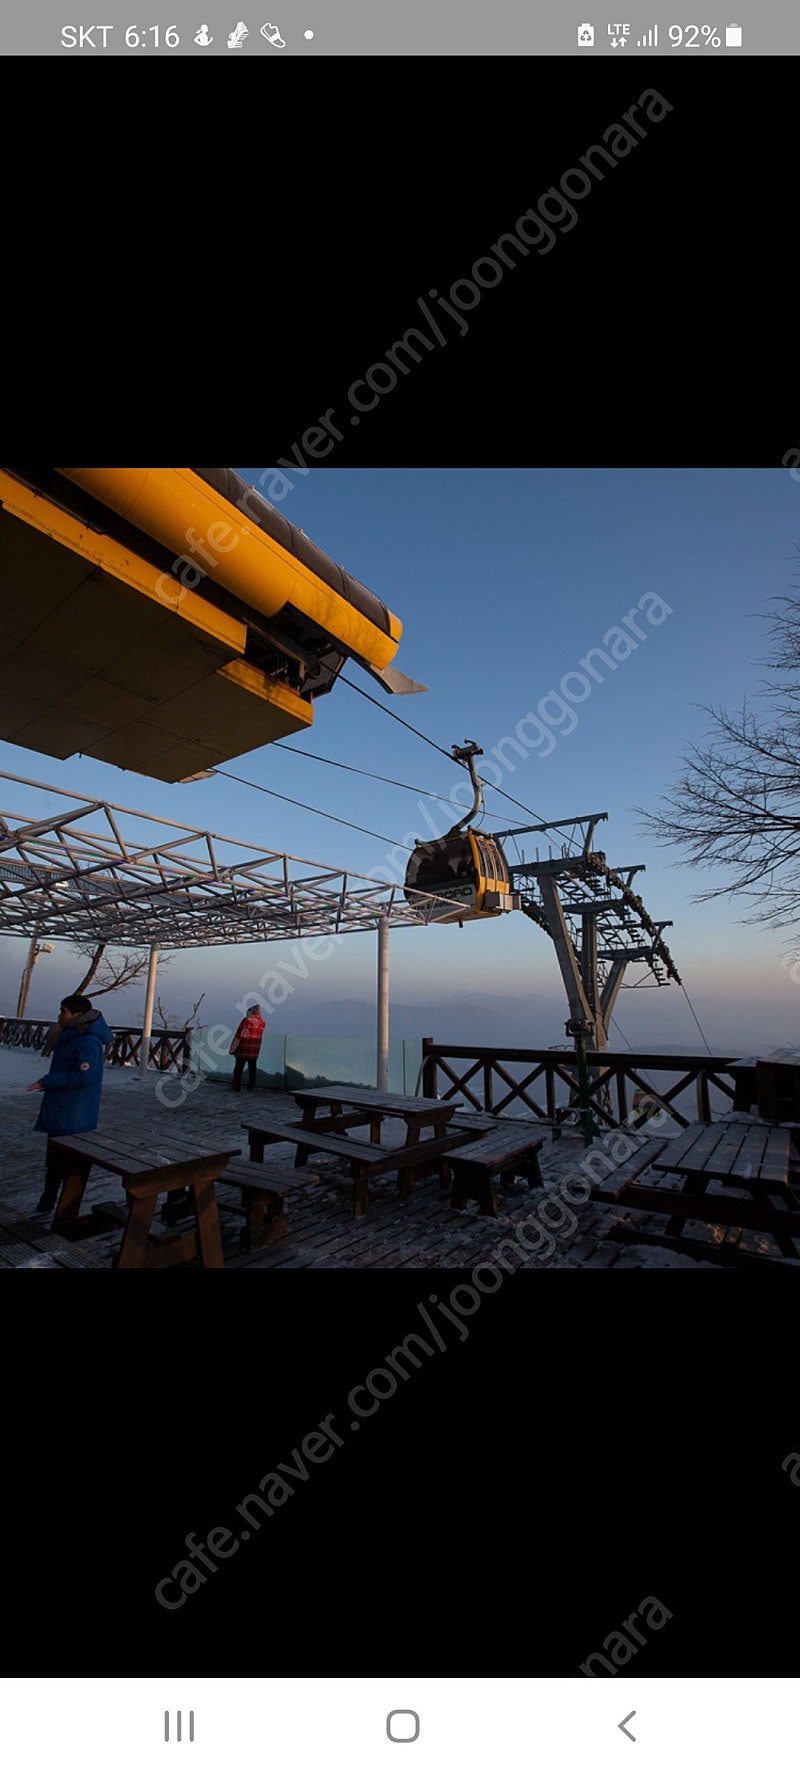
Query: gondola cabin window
xmin=404 ymin=830 xmax=519 ymax=923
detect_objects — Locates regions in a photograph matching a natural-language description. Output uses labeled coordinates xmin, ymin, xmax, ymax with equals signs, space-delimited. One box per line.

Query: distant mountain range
xmin=272 ymin=992 xmax=585 ymax=1046
xmin=263 ymin=994 xmax=749 ymax=1054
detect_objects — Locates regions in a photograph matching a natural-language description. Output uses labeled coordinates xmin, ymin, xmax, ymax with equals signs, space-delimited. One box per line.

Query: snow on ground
xmin=0 ymin=1046 xmax=138 ymax=1095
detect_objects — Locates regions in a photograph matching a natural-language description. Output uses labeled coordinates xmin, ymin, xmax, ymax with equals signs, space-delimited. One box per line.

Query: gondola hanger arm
xmin=445 ymin=740 xmax=485 ymax=836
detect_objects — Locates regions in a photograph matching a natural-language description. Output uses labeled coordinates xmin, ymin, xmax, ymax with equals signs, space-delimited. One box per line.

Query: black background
xmin=5 ymin=61 xmax=798 ymax=1678
xmin=9 ymin=1282 xmax=799 ymax=1674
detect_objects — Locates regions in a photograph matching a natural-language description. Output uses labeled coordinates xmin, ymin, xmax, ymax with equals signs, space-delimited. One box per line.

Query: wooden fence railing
xmin=0 ymin=1017 xmax=192 ymax=1074
xmin=105 ymin=1027 xmax=193 ymax=1073
xmin=0 ymin=1022 xmax=745 ymax=1114
xmin=420 ymin=1039 xmax=741 ymax=1131
xmin=0 ymin=1017 xmax=53 ymax=1051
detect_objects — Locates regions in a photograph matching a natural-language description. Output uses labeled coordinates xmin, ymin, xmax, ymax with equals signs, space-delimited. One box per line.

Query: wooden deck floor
xmin=0 ymin=1163 xmax=706 ymax=1270
xmin=4 ymin=1069 xmax=788 ymax=1267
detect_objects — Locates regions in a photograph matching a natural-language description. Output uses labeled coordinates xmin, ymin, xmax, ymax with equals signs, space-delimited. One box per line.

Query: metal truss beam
xmin=0 ymin=771 xmax=459 ymax=949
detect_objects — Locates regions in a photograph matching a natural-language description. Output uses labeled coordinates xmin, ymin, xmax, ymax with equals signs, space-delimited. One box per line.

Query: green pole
xmin=576 ymin=1032 xmax=597 ymax=1147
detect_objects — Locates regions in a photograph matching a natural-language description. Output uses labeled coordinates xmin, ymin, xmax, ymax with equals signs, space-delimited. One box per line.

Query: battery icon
xmin=725 ymin=22 xmax=742 ymax=43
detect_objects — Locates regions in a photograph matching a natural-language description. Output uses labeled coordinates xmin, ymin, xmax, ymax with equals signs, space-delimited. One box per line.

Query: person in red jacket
xmin=230 ymin=1003 xmax=266 ymax=1091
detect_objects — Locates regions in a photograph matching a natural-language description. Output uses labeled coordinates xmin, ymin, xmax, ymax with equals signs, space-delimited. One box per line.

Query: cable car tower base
xmin=495 ymin=811 xmax=682 ymax=1136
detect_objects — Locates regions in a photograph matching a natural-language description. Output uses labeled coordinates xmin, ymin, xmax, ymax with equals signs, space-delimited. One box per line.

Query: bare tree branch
xmin=156 ymin=992 xmax=204 ymax=1030
xmin=640 ymin=553 xmax=800 ymax=933
xmin=72 ymin=944 xmax=106 ymax=997
xmin=186 ymin=993 xmax=205 ymax=1027
xmin=71 ymin=943 xmax=155 ymax=997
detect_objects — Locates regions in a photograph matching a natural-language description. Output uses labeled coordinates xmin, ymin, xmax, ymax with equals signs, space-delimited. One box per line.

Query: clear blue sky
xmin=2 ymin=467 xmax=800 ymax=1051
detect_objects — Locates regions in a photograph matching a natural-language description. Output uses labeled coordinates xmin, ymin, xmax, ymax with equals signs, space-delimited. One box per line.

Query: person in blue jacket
xmin=27 ymin=994 xmax=114 ymax=1216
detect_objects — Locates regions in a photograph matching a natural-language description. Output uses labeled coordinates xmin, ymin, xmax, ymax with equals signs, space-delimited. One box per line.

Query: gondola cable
xmin=215 ymin=768 xmax=408 ymax=850
xmin=340 ymin=674 xmax=459 ymax=763
xmin=340 ymin=674 xmax=584 ymax=846
xmin=616 ymin=978 xmax=715 ymax=1065
xmin=681 ymin=983 xmax=714 ymax=1055
xmin=270 ymin=739 xmax=537 ymax=827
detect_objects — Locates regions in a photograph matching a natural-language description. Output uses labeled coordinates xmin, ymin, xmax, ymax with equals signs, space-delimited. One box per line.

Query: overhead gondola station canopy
xmin=0 ymin=467 xmax=424 ymax=785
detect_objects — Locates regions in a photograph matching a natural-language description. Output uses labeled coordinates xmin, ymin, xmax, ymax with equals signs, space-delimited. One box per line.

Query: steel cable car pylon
xmin=403 ymin=740 xmax=521 ymax=926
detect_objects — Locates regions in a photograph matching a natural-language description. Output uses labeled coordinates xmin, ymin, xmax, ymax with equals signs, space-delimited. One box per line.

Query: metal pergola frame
xmin=0 ymin=769 xmax=452 ymax=949
xmin=0 ymin=769 xmax=456 ymax=1086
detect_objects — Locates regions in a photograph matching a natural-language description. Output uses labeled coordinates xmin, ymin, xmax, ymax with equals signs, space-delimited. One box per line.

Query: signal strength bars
xmin=637 ymin=23 xmax=658 ymax=43
xmin=165 ymin=1711 xmax=195 ymax=1742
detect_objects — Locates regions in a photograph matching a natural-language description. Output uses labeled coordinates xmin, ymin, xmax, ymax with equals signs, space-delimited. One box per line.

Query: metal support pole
xmin=17 ymin=935 xmax=40 ymax=1020
xmin=376 ymin=912 xmax=390 ymax=1091
xmin=16 ymin=893 xmax=51 ymax=1020
xmin=17 ymin=936 xmax=54 ymax=1019
xmin=139 ymin=946 xmax=159 ymax=1080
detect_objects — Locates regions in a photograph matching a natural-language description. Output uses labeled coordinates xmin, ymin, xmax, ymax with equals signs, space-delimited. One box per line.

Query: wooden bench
xmin=245 ymin=1117 xmax=387 ymax=1168
xmin=444 ymin=1123 xmax=547 ymax=1216
xmin=293 ymin=1099 xmax=386 ymax=1142
xmin=447 ymin=1112 xmax=504 ymax=1135
xmin=587 ymin=1136 xmax=670 ymax=1205
xmin=215 ymin=1158 xmax=320 ymax=1251
xmin=246 ymin=1119 xmax=470 ymax=1218
xmin=449 ymin=1110 xmax=562 ymax=1139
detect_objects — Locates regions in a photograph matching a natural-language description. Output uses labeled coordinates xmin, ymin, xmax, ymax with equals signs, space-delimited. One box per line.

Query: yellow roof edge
xmin=0 ymin=470 xmax=247 ymax=657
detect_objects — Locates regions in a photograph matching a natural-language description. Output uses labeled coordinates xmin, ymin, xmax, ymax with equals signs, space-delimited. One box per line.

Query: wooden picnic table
xmin=294 ymin=1085 xmax=457 ymax=1141
xmin=598 ymin=1121 xmax=800 ymax=1265
xmin=247 ymin=1086 xmax=468 ymax=1217
xmin=49 ymin=1131 xmax=241 ymax=1268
